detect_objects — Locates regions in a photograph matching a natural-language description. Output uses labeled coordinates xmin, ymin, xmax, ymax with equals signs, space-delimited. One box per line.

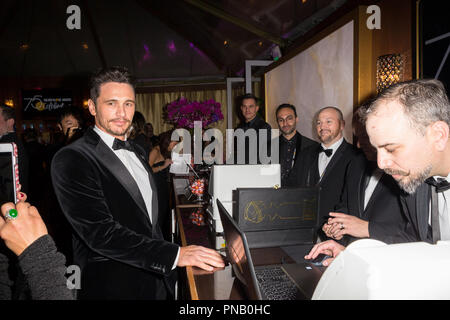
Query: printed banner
xmin=22 ymin=89 xmax=73 ymax=118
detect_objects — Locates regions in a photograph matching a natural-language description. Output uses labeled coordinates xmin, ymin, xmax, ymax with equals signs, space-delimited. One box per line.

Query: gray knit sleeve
xmin=17 ymin=235 xmax=74 ymax=300
xmin=0 ymin=248 xmax=13 ymax=300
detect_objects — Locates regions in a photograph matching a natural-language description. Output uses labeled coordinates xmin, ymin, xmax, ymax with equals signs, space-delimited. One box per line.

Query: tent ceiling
xmin=0 ymin=0 xmax=358 ymax=80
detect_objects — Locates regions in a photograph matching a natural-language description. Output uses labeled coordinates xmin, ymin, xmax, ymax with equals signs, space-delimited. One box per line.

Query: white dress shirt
xmin=428 ymin=173 xmax=450 ymax=241
xmin=318 ymin=137 xmax=344 ymax=180
xmin=94 ymin=126 xmax=180 ymax=268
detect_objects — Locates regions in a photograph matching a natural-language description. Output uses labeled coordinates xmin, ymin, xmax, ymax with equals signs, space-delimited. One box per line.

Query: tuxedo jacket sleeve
xmin=341 ymin=181 xmax=427 ymax=245
xmin=51 ymin=136 xmax=179 ymax=277
xmin=335 ymin=153 xmax=408 ymax=244
xmin=391 ymin=183 xmax=431 ymax=243
xmin=365 ymin=174 xmax=408 ymax=243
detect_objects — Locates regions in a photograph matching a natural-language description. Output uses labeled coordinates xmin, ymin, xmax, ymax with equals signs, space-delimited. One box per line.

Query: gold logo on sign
xmin=243 ymin=199 xmax=316 ymax=224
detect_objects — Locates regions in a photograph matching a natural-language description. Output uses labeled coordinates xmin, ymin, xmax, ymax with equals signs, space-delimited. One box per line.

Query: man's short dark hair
xmin=358 ymin=79 xmax=450 ymax=135
xmin=0 ymin=104 xmax=15 ymax=120
xmin=240 ymin=93 xmax=259 ymax=106
xmin=89 ymin=66 xmax=135 ymax=104
xmin=58 ymin=106 xmax=84 ymax=127
xmin=276 ymin=103 xmax=297 ymax=118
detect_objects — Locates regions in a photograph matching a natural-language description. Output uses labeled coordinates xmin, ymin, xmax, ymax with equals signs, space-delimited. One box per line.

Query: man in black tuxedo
xmin=306 ymin=79 xmax=450 ymax=265
xmin=275 ymin=104 xmax=318 ymax=186
xmin=287 ymin=106 xmax=358 ymax=239
xmin=322 ymin=113 xmax=406 ymax=245
xmin=234 ymin=93 xmax=271 ymax=164
xmin=51 ymin=67 xmax=224 ymax=299
xmin=0 ymin=104 xmax=29 ymax=196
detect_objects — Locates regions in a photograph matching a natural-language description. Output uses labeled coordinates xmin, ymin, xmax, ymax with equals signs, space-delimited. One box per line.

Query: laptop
xmin=217 ymin=199 xmax=324 ymax=300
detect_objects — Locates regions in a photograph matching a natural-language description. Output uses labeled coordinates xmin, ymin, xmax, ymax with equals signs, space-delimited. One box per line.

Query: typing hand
xmin=178 ymin=245 xmax=225 ymax=272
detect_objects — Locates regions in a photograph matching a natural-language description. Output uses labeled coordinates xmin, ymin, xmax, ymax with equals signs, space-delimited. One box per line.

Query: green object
xmin=8 ymin=209 xmax=18 ymax=218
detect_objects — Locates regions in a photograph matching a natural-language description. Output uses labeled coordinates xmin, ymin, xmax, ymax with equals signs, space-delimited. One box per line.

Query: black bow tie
xmin=319 ymin=146 xmax=333 ymax=157
xmin=112 ymin=139 xmax=134 ymax=152
xmin=425 ymin=177 xmax=450 ymax=193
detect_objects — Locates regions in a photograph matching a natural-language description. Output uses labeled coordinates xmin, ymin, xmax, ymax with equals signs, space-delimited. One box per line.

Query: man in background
xmin=57 ymin=107 xmax=84 ymax=144
xmin=322 ymin=110 xmax=406 ymax=245
xmin=235 ymin=93 xmax=272 ymax=164
xmin=275 ymin=103 xmax=318 ymax=186
xmin=287 ymin=106 xmax=358 ymax=239
xmin=45 ymin=107 xmax=85 ymax=264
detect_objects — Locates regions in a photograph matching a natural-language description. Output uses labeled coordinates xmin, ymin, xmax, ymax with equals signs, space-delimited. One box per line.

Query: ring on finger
xmin=5 ymin=209 xmax=18 ymax=221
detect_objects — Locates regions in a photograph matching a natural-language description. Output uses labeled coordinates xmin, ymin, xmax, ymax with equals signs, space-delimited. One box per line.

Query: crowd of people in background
xmin=1 ymin=67 xmax=450 ymax=300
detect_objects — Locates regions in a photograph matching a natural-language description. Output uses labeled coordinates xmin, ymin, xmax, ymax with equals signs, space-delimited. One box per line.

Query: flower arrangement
xmin=165 ymin=97 xmax=224 ymax=129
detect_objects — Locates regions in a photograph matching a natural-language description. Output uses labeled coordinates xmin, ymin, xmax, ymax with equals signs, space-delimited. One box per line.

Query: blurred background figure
xmin=49 ymin=107 xmax=85 ymax=158
xmin=129 ymin=111 xmax=153 ymax=161
xmin=148 ymin=130 xmax=176 ymax=241
xmin=44 ymin=107 xmax=86 ymax=265
xmin=22 ymin=128 xmax=46 ymax=208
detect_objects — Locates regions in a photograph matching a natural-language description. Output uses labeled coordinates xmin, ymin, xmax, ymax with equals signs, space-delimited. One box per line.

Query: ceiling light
xmin=5 ymin=99 xmax=14 ymax=107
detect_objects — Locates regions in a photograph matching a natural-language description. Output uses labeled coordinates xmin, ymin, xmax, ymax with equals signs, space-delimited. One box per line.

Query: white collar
xmin=433 ymin=172 xmax=450 ymax=183
xmin=93 ymin=125 xmax=127 ymax=149
xmin=321 ymin=136 xmax=344 ymax=152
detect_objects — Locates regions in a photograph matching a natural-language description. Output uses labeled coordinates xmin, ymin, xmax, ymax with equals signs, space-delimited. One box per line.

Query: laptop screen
xmin=217 ymin=199 xmax=262 ymax=300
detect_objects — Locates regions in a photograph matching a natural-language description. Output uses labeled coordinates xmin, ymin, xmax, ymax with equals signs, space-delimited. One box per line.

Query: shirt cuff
xmin=171 ymin=247 xmax=180 ymax=270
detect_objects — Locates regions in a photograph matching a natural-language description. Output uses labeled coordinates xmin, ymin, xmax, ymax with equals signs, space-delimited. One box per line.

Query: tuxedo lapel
xmin=310 ymin=149 xmax=320 ymax=186
xmin=129 ymin=142 xmax=160 ymax=230
xmin=358 ymin=167 xmax=368 ymax=217
xmin=415 ymin=183 xmax=431 ymax=241
xmin=320 ymin=141 xmax=347 ymax=183
xmin=363 ymin=172 xmax=387 ymax=219
xmin=95 ymin=138 xmax=151 ymax=226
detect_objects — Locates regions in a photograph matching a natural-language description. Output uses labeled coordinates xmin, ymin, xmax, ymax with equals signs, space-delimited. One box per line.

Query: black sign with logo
xmin=22 ymin=89 xmax=73 ymax=118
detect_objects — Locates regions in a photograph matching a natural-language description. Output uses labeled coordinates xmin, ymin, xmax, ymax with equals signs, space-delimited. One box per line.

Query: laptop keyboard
xmin=255 ymin=265 xmax=301 ymax=300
